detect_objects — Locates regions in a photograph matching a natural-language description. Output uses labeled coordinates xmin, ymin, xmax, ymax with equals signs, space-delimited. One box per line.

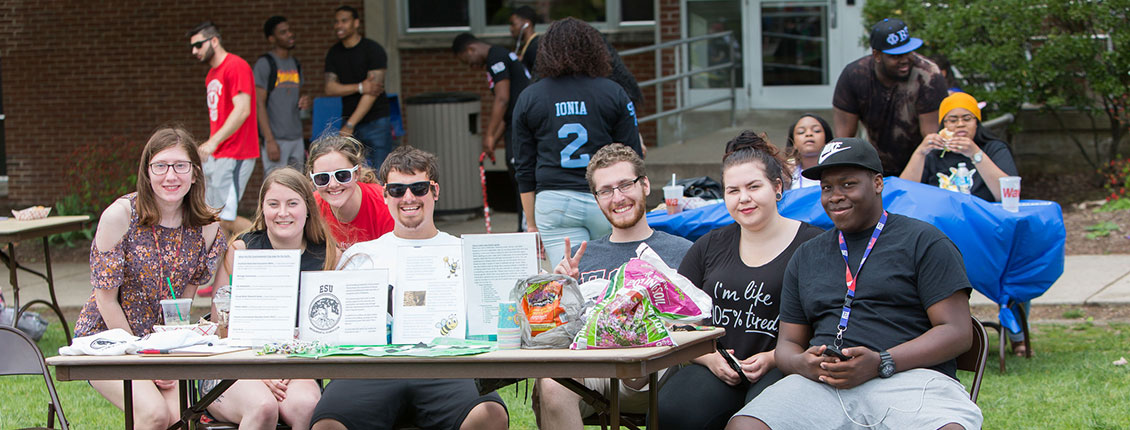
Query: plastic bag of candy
xmin=510 ymin=274 xmax=586 ymax=349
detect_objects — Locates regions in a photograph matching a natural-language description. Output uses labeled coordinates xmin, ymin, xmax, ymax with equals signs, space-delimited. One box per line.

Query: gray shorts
xmin=261 ymin=138 xmax=306 ymax=174
xmin=203 ymin=157 xmax=254 ymax=221
xmin=735 ymin=368 xmax=982 ymax=430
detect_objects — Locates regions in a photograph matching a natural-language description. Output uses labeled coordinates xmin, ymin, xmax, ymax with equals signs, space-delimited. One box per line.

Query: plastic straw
xmin=671 ymin=173 xmax=676 ymax=186
xmin=166 ymin=277 xmax=184 ymax=322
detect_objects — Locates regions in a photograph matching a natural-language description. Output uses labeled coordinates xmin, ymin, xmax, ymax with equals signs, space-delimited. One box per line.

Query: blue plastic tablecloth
xmin=647 ymin=177 xmax=1065 ymax=326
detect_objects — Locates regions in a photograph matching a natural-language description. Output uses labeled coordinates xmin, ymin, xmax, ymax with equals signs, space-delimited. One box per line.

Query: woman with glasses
xmin=784 ymin=113 xmax=834 ymax=189
xmin=305 ymin=135 xmax=394 ymax=249
xmin=74 ymin=126 xmax=226 ymax=430
xmin=900 ymin=92 xmax=1018 ymax=202
xmin=511 ymin=17 xmax=643 ymax=265
xmin=203 ymin=168 xmax=338 ymax=429
xmin=657 ymin=131 xmax=823 ymax=430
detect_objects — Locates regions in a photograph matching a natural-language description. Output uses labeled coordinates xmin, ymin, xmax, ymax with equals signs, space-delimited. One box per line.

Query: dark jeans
xmin=656 ymin=363 xmax=784 ymax=430
xmin=354 ymin=116 xmax=392 ymax=170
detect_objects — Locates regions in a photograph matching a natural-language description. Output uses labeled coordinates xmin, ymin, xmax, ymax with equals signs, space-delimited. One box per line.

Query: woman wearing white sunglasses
xmin=305 ymin=135 xmax=395 ymax=249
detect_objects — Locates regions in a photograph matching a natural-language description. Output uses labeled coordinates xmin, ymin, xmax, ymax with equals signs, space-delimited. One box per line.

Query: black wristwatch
xmin=878 ymin=350 xmax=896 ymax=378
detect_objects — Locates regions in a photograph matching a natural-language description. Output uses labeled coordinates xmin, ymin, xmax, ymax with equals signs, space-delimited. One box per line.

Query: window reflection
xmin=761 ymin=2 xmax=828 ymax=86
xmin=687 ymin=0 xmax=743 ymax=89
xmin=487 ymin=1 xmax=606 ymax=26
xmin=408 ymin=0 xmax=470 ymax=29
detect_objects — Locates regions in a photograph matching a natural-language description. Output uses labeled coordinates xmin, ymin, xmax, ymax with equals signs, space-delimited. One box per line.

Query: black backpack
xmin=258 ymin=53 xmax=302 ymax=105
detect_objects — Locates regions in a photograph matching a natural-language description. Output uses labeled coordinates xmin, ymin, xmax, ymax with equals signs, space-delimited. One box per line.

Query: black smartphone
xmin=822 ymin=345 xmax=852 ymax=361
xmin=717 ymin=345 xmax=751 ymax=384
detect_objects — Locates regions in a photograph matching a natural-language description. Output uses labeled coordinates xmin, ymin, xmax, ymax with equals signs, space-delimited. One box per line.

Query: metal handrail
xmin=618 ymin=31 xmax=738 ymax=132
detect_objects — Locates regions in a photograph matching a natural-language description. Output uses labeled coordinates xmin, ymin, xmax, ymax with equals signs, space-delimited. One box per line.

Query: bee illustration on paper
xmin=436 ymin=314 xmax=459 ymax=336
xmin=442 ymin=256 xmax=460 ymax=278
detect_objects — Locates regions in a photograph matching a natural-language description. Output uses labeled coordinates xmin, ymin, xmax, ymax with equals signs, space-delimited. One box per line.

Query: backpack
xmin=258 ymin=53 xmax=302 ymax=105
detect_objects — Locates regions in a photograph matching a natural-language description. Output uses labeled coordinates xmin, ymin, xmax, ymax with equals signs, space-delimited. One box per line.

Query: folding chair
xmin=957 ymin=317 xmax=989 ymax=403
xmin=0 ymin=325 xmax=69 ymax=429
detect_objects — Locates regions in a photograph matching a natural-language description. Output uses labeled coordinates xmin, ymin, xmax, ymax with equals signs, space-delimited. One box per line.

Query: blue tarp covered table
xmin=647 ymin=177 xmax=1065 ymax=331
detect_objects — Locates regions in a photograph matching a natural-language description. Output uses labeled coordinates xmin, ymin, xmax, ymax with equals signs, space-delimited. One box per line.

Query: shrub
xmin=50 ymin=137 xmax=140 ymax=246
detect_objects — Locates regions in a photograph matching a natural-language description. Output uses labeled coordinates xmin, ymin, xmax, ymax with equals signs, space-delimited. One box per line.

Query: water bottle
xmin=956 ymin=163 xmax=972 ymax=194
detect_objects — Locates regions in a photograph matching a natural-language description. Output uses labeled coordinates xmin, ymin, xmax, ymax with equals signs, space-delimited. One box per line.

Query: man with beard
xmin=727 ymin=138 xmax=982 ymax=430
xmin=255 ymin=16 xmax=311 ymax=173
xmin=832 ymin=18 xmax=947 ymax=177
xmin=311 ymin=145 xmax=509 ymax=430
xmin=188 ymin=21 xmax=257 ymax=239
xmin=534 ymin=143 xmax=691 ymax=430
xmin=324 ymin=5 xmax=391 ymax=169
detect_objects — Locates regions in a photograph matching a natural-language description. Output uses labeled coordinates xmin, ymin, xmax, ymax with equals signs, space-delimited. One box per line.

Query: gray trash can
xmin=405 ymin=92 xmax=481 ymax=215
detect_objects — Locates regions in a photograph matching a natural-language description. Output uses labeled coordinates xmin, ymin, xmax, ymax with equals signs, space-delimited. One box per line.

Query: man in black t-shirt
xmin=324 ymin=5 xmax=392 ymax=169
xmin=729 ymin=138 xmax=982 ymax=430
xmin=832 ymin=18 xmax=948 ymax=176
xmin=453 ymin=32 xmax=532 ymax=232
xmin=508 ymin=6 xmax=540 ymax=77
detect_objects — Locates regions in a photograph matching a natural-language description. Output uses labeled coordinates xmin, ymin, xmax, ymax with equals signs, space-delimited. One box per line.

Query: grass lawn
xmin=2 ymin=321 xmax=1128 ymax=429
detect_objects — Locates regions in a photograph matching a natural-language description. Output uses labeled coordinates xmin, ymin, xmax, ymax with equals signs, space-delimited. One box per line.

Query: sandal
xmin=1011 ymin=341 xmax=1034 ymax=357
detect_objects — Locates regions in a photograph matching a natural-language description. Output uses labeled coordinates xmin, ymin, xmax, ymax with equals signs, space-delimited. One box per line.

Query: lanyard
xmin=834 ymin=211 xmax=887 ymax=348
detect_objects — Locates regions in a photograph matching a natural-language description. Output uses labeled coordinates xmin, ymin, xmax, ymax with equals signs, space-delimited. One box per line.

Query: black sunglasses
xmin=385 ymin=181 xmax=434 ymax=198
xmin=309 ymin=165 xmax=360 ymax=187
xmin=190 ymin=37 xmax=214 ymax=49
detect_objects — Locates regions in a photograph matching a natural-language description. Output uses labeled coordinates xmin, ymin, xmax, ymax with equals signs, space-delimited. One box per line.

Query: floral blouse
xmin=74 ymin=193 xmax=226 ymax=337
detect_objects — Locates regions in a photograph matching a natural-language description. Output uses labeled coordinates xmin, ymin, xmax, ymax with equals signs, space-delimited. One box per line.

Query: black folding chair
xmin=0 ymin=325 xmax=69 ymax=429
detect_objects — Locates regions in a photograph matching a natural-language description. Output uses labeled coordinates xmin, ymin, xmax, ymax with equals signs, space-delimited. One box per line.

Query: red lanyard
xmin=152 ymin=226 xmax=183 ymax=299
xmin=834 ymin=211 xmax=887 ymax=348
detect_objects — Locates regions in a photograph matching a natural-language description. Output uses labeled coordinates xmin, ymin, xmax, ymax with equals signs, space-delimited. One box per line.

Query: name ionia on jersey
xmin=555 ymin=101 xmax=588 ymax=117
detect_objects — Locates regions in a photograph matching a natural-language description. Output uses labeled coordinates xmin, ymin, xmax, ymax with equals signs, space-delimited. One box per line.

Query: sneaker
xmin=196 ymin=285 xmax=214 ymax=297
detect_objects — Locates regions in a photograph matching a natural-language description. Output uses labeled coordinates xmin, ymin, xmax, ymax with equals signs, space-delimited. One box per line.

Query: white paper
xmin=393 ymin=244 xmax=466 ymax=344
xmin=299 ymin=269 xmax=389 ymax=345
xmin=227 ymin=249 xmax=302 ymax=347
xmin=461 ymin=233 xmax=539 ymax=337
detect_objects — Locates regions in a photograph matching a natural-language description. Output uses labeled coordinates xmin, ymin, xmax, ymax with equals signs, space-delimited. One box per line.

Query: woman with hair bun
xmin=657 ymin=131 xmax=823 ymax=430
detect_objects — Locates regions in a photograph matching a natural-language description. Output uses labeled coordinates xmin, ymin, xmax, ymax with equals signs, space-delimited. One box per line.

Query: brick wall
xmin=0 ymin=0 xmax=348 ymax=210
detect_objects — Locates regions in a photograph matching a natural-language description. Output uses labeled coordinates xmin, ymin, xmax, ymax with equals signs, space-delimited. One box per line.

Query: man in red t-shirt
xmin=188 ymin=21 xmax=258 ymax=235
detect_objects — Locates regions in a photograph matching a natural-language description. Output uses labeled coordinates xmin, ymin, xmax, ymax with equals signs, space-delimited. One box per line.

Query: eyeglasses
xmin=943 ymin=114 xmax=976 ymax=126
xmin=385 ymin=181 xmax=434 ymax=198
xmin=593 ymin=176 xmax=645 ymax=200
xmin=190 ymin=37 xmax=213 ymax=49
xmin=310 ymin=165 xmax=360 ymax=187
xmin=149 ymin=162 xmax=192 ymax=175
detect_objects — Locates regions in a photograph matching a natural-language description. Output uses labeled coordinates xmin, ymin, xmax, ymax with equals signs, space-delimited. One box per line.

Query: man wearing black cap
xmin=832 ymin=18 xmax=948 ymax=177
xmin=727 ymin=138 xmax=982 ymax=430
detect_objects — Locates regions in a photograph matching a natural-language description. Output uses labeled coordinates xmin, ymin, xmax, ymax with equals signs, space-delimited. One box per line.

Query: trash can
xmin=405 ymin=92 xmax=481 ymax=216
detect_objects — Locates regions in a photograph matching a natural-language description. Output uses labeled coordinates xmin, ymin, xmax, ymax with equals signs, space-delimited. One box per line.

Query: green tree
xmin=864 ymin=0 xmax=1130 ymax=171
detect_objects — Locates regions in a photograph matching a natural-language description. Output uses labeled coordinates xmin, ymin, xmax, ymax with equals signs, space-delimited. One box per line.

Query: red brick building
xmin=1 ymin=0 xmax=868 ymax=210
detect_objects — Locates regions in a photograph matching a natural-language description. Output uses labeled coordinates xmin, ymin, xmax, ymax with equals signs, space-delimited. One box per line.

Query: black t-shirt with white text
xmin=512 ymin=76 xmax=641 ymax=194
xmin=485 ymin=45 xmax=531 ymax=132
xmin=679 ymin=222 xmax=823 ymax=359
xmin=325 ymin=38 xmax=389 ymax=124
xmin=780 ymin=213 xmax=972 ymax=379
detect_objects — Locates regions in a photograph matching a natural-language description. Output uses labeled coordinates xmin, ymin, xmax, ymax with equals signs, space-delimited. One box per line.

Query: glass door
xmin=684 ymin=0 xmax=749 ymax=110
xmin=748 ymin=0 xmax=868 ymax=109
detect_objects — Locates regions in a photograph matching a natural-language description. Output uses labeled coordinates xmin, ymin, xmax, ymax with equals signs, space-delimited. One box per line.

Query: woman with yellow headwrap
xmin=900 ymin=92 xmax=1018 ymax=201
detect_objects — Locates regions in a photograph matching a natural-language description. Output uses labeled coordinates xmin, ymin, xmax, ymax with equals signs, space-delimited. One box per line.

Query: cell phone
xmin=822 ymin=345 xmax=852 ymax=361
xmin=717 ymin=346 xmax=751 ymax=384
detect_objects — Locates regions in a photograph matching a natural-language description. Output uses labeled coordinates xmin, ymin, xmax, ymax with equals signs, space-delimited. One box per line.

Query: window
xmin=686 ymin=0 xmax=744 ymax=88
xmin=405 ymin=0 xmax=652 ymax=33
xmin=407 ymin=0 xmax=470 ymax=30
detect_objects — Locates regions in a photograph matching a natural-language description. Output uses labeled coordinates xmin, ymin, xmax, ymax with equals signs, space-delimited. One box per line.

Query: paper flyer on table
xmin=461 ymin=233 xmax=538 ymax=338
xmin=392 ymin=244 xmax=466 ymax=344
xmin=298 ymin=269 xmax=389 ymax=345
xmin=228 ymin=249 xmax=301 ymax=347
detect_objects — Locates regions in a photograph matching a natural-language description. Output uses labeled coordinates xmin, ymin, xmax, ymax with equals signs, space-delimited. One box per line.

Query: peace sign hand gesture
xmin=553 ymin=237 xmax=587 ymax=279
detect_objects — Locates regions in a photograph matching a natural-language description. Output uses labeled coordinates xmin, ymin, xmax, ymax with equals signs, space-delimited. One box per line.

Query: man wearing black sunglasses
xmin=311 ymin=145 xmax=509 ymax=430
xmin=535 ymin=144 xmax=691 ymax=429
xmin=187 ymin=21 xmax=258 ymax=240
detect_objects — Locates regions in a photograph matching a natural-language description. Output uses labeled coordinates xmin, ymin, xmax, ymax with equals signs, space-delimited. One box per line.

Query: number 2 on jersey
xmin=558 ymin=123 xmax=589 ymax=168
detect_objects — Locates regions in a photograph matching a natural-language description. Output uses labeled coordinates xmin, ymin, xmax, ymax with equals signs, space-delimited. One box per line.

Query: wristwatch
xmin=972 ymin=151 xmax=984 ymax=164
xmin=878 ymin=350 xmax=896 ymax=378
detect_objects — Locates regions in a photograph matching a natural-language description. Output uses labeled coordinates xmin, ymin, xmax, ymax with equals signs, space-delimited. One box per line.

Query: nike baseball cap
xmin=801 ymin=138 xmax=884 ymax=180
xmin=870 ymin=18 xmax=923 ymax=55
